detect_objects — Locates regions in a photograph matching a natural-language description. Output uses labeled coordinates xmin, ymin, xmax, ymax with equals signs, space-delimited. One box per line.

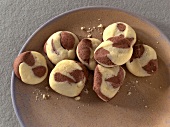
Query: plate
xmin=11 ymin=7 xmax=170 ymax=127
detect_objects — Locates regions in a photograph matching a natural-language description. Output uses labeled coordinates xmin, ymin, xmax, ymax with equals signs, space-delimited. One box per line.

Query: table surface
xmin=1 ymin=0 xmax=170 ymax=127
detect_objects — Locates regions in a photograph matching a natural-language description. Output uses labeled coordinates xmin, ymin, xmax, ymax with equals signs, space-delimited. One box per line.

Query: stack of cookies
xmin=13 ymin=22 xmax=158 ymax=102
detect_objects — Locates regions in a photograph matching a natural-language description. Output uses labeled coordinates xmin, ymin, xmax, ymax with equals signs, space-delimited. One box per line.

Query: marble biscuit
xmin=103 ymin=22 xmax=136 ymax=46
xmin=76 ymin=38 xmax=101 ymax=70
xmin=49 ymin=60 xmax=88 ymax=97
xmin=13 ymin=51 xmax=48 ymax=85
xmin=93 ymin=64 xmax=126 ymax=102
xmin=44 ymin=31 xmax=79 ymax=64
xmin=126 ymin=44 xmax=158 ymax=77
xmin=94 ymin=36 xmax=133 ymax=67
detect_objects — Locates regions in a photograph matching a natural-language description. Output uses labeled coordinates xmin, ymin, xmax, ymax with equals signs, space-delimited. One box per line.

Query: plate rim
xmin=11 ymin=6 xmax=170 ymax=127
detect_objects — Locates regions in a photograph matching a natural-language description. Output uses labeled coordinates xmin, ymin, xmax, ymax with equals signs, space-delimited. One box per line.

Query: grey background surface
xmin=0 ymin=0 xmax=170 ymax=127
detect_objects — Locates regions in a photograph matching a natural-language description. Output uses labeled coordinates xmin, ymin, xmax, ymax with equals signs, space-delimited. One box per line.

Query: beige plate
xmin=11 ymin=7 xmax=170 ymax=127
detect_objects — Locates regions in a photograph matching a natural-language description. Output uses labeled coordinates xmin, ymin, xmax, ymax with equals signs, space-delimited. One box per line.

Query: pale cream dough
xmin=97 ymin=65 xmax=126 ymax=99
xmin=94 ymin=40 xmax=133 ymax=67
xmin=76 ymin=38 xmax=101 ymax=70
xmin=19 ymin=51 xmax=48 ymax=85
xmin=103 ymin=22 xmax=136 ymax=46
xmin=126 ymin=44 xmax=157 ymax=77
xmin=46 ymin=31 xmax=79 ymax=64
xmin=49 ymin=60 xmax=86 ymax=97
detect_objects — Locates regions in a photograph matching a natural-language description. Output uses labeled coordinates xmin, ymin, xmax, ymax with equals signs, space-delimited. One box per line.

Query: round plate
xmin=11 ymin=7 xmax=170 ymax=127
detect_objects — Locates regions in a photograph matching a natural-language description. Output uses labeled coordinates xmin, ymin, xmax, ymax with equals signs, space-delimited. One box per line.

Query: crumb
xmin=74 ymin=96 xmax=81 ymax=101
xmin=86 ymin=30 xmax=91 ymax=33
xmin=84 ymin=89 xmax=89 ymax=94
xmin=100 ymin=32 xmax=103 ymax=35
xmin=45 ymin=86 xmax=49 ymax=91
xmin=81 ymin=27 xmax=85 ymax=30
xmin=150 ymin=82 xmax=152 ymax=84
xmin=90 ymin=28 xmax=94 ymax=32
xmin=77 ymin=106 xmax=80 ymax=109
xmin=136 ymin=80 xmax=138 ymax=83
xmin=37 ymin=92 xmax=50 ymax=100
xmin=36 ymin=96 xmax=38 ymax=100
xmin=97 ymin=24 xmax=104 ymax=28
xmin=82 ymin=104 xmax=85 ymax=107
xmin=93 ymin=26 xmax=96 ymax=29
xmin=87 ymin=34 xmax=92 ymax=38
xmin=160 ymin=86 xmax=162 ymax=89
xmin=56 ymin=98 xmax=59 ymax=100
xmin=156 ymin=42 xmax=159 ymax=44
xmin=145 ymin=105 xmax=148 ymax=108
xmin=33 ymin=88 xmax=51 ymax=101
xmin=33 ymin=92 xmax=35 ymax=94
xmin=127 ymin=91 xmax=132 ymax=96
xmin=43 ymin=94 xmax=47 ymax=100
xmin=142 ymin=99 xmax=145 ymax=102
xmin=115 ymin=105 xmax=118 ymax=107
xmin=86 ymin=27 xmax=94 ymax=33
xmin=98 ymin=18 xmax=101 ymax=21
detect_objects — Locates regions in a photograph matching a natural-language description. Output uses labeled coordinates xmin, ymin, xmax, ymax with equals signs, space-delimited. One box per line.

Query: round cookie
xmin=44 ymin=31 xmax=79 ymax=64
xmin=76 ymin=38 xmax=101 ymax=70
xmin=93 ymin=64 xmax=126 ymax=102
xmin=94 ymin=36 xmax=133 ymax=67
xmin=126 ymin=44 xmax=158 ymax=77
xmin=103 ymin=22 xmax=136 ymax=46
xmin=49 ymin=60 xmax=88 ymax=97
xmin=13 ymin=51 xmax=48 ymax=85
